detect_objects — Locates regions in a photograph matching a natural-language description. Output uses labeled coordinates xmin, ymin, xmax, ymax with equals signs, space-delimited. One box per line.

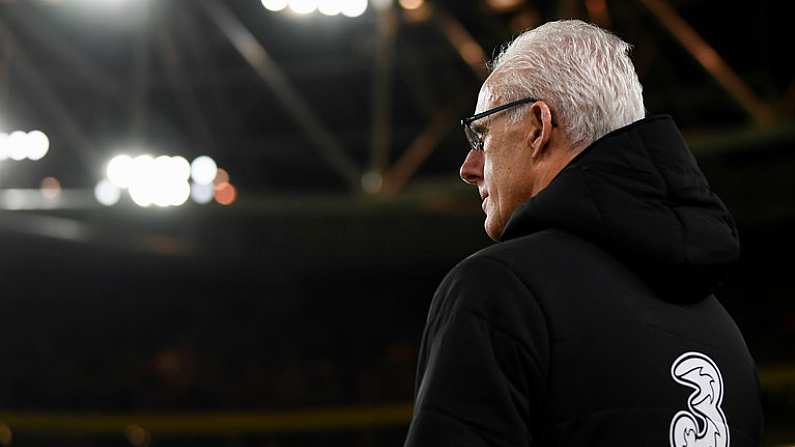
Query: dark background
xmin=0 ymin=0 xmax=793 ymax=446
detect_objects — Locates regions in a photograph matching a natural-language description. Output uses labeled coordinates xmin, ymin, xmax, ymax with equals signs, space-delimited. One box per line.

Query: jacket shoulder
xmin=436 ymin=254 xmax=534 ymax=316
xmin=428 ymin=248 xmax=550 ymax=351
xmin=474 ymin=228 xmax=607 ymax=266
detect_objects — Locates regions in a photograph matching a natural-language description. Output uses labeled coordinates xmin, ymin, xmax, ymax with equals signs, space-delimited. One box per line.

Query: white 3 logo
xmin=669 ymin=352 xmax=730 ymax=447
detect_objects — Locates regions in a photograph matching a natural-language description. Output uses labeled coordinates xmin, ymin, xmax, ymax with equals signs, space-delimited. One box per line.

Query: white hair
xmin=488 ymin=20 xmax=645 ymax=150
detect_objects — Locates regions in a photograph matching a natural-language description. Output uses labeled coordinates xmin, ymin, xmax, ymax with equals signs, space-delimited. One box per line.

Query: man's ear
xmin=526 ymin=101 xmax=554 ymax=159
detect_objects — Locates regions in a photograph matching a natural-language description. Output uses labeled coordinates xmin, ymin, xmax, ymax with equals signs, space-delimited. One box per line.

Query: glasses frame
xmin=460 ymin=95 xmax=545 ymax=152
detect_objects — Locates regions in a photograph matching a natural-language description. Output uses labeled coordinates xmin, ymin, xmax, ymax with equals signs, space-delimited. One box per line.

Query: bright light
xmin=26 ymin=130 xmax=50 ymax=160
xmin=361 ymin=170 xmax=383 ymax=193
xmin=103 ymin=153 xmax=218 ymax=208
xmin=128 ymin=183 xmax=153 ymax=207
xmin=402 ymin=2 xmax=430 ymax=22
xmin=95 ymin=179 xmax=121 ymax=206
xmin=151 ymin=156 xmax=190 ymax=207
xmin=132 ymin=154 xmax=155 ymax=175
xmin=8 ymin=131 xmax=28 ymax=161
xmin=155 ymin=156 xmax=190 ymax=206
xmin=399 ymin=0 xmax=423 ymax=10
xmin=341 ymin=0 xmax=367 ymax=17
xmin=40 ymin=177 xmax=62 ymax=201
xmin=169 ymin=180 xmax=191 ymax=206
xmin=152 ymin=157 xmax=191 ymax=207
xmin=214 ymin=182 xmax=238 ymax=206
xmin=191 ymin=182 xmax=214 ymax=204
xmin=261 ymin=0 xmax=288 ymax=11
xmin=171 ymin=156 xmax=191 ymax=181
xmin=152 ymin=156 xmax=176 ymax=207
xmin=288 ymin=0 xmax=317 ymax=14
xmin=154 ymin=155 xmax=173 ymax=173
xmin=153 ymin=155 xmax=174 ymax=182
xmin=267 ymin=0 xmax=367 ymax=17
xmin=128 ymin=154 xmax=156 ymax=207
xmin=151 ymin=182 xmax=171 ymax=207
xmin=101 ymin=152 xmax=219 ymax=208
xmin=106 ymin=154 xmax=134 ymax=188
xmin=0 ymin=133 xmax=8 ymax=160
xmin=213 ymin=167 xmax=230 ymax=188
xmin=318 ymin=0 xmax=342 ymax=15
xmin=191 ymin=155 xmax=218 ymax=185
xmin=0 ymin=130 xmax=51 ymax=161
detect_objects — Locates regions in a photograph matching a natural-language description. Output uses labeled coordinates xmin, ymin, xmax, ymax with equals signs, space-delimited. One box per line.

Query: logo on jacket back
xmin=669 ymin=352 xmax=730 ymax=447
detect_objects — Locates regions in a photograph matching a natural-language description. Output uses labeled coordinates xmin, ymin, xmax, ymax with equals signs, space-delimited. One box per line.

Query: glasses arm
xmin=461 ymin=96 xmax=539 ymax=125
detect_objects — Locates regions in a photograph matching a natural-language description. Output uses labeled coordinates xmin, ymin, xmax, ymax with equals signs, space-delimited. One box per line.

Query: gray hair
xmin=488 ymin=20 xmax=645 ymax=150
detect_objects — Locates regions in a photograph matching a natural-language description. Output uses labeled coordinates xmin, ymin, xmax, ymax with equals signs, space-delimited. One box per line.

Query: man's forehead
xmin=475 ymin=74 xmax=507 ymax=113
xmin=475 ymin=83 xmax=497 ymax=114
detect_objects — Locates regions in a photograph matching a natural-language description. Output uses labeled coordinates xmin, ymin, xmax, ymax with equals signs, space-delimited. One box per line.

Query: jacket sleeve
xmin=403 ymin=256 xmax=550 ymax=447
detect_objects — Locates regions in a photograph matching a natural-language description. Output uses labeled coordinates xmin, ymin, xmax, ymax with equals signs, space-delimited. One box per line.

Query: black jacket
xmin=404 ymin=116 xmax=762 ymax=446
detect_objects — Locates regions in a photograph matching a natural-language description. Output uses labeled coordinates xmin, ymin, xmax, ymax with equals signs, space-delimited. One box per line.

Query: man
xmin=404 ymin=20 xmax=762 ymax=446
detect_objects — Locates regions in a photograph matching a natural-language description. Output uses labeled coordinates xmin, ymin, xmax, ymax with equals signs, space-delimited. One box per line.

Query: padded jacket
xmin=403 ymin=115 xmax=763 ymax=446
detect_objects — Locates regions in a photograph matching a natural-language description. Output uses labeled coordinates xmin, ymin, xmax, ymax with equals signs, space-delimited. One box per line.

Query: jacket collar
xmin=500 ymin=115 xmax=739 ymax=299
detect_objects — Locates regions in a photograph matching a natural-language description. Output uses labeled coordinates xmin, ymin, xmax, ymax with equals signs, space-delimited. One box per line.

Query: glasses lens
xmin=463 ymin=124 xmax=481 ymax=151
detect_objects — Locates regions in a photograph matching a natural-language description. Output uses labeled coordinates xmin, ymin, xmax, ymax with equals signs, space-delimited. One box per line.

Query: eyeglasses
xmin=460 ymin=95 xmax=548 ymax=152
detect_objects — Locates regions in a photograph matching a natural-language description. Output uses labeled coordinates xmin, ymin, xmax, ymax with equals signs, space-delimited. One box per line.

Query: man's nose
xmin=459 ymin=150 xmax=484 ymax=186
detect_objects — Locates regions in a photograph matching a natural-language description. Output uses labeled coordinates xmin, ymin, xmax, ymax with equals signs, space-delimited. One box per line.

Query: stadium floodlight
xmin=128 ymin=154 xmax=156 ymax=207
xmin=95 ymin=179 xmax=121 ymax=206
xmin=288 ymin=0 xmax=318 ymax=14
xmin=102 ymin=153 xmax=220 ymax=208
xmin=167 ymin=180 xmax=191 ymax=207
xmin=214 ymin=182 xmax=238 ymax=206
xmin=190 ymin=182 xmax=214 ymax=205
xmin=107 ymin=154 xmax=135 ymax=188
xmin=152 ymin=156 xmax=176 ymax=207
xmin=8 ymin=131 xmax=28 ymax=161
xmin=171 ymin=156 xmax=191 ymax=181
xmin=399 ymin=0 xmax=423 ymax=10
xmin=26 ymin=130 xmax=50 ymax=161
xmin=153 ymin=155 xmax=175 ymax=182
xmin=264 ymin=0 xmax=368 ymax=17
xmin=191 ymin=156 xmax=218 ymax=185
xmin=213 ymin=168 xmax=230 ymax=187
xmin=0 ymin=130 xmax=51 ymax=161
xmin=261 ymin=0 xmax=288 ymax=11
xmin=318 ymin=0 xmax=342 ymax=15
xmin=150 ymin=155 xmax=190 ymax=207
xmin=340 ymin=0 xmax=367 ymax=17
xmin=40 ymin=177 xmax=62 ymax=201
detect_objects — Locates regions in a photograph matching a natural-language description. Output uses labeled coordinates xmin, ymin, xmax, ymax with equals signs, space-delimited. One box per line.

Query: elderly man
xmin=404 ymin=20 xmax=762 ymax=446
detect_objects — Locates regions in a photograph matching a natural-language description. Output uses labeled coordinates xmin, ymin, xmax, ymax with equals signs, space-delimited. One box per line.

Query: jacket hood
xmin=500 ymin=115 xmax=740 ymax=301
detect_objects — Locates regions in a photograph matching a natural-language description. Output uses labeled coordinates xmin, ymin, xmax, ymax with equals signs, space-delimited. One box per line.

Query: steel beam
xmin=0 ymin=19 xmax=100 ymax=169
xmin=5 ymin=6 xmax=122 ymax=102
xmin=197 ymin=0 xmax=361 ymax=191
xmin=640 ymin=0 xmax=776 ymax=127
xmin=382 ymin=104 xmax=460 ymax=195
xmin=434 ymin=9 xmax=488 ymax=81
xmin=156 ymin=14 xmax=217 ymax=152
xmin=173 ymin=5 xmax=243 ymax=143
xmin=369 ymin=3 xmax=398 ymax=188
xmin=129 ymin=2 xmax=152 ymax=140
